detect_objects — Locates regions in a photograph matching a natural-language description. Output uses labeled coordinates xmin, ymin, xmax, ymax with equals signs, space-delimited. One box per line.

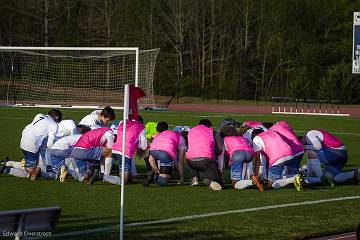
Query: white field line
xmin=48 ymin=196 xmax=360 ymax=239
xmin=321 ymin=234 xmax=356 ymax=240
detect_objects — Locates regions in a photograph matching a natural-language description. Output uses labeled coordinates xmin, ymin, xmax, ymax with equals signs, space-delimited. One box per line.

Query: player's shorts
xmin=315 ymin=148 xmax=348 ymax=177
xmin=286 ymin=153 xmax=304 ymax=176
xmin=268 ymin=157 xmax=301 ymax=181
xmin=50 ymin=148 xmax=72 ymax=174
xmin=74 ymin=159 xmax=92 ymax=175
xmin=22 ymin=149 xmax=40 ymax=168
xmin=230 ymin=150 xmax=253 ymax=181
xmin=113 ymin=153 xmax=132 ymax=173
xmin=150 ymin=150 xmax=174 ymax=167
xmin=72 ymin=147 xmax=102 ymax=161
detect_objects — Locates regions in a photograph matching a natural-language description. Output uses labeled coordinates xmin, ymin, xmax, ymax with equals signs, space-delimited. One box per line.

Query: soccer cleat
xmin=293 ymin=173 xmax=304 ymax=192
xmin=29 ymin=167 xmax=41 ymax=181
xmin=87 ymin=169 xmax=102 ymax=185
xmin=209 ymin=181 xmax=222 ymax=191
xmin=21 ymin=159 xmax=26 ymax=169
xmin=59 ymin=166 xmax=68 ymax=183
xmin=143 ymin=171 xmax=155 ymax=187
xmin=251 ymin=175 xmax=264 ymax=192
xmin=320 ymin=174 xmax=334 ymax=187
xmin=202 ymin=178 xmax=222 ymax=191
xmin=0 ymin=157 xmax=9 ymax=173
xmin=191 ymin=176 xmax=199 ymax=186
xmin=354 ymin=168 xmax=360 ymax=185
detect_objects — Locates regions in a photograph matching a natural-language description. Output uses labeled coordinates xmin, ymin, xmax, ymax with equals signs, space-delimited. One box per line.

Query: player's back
xmin=56 ymin=119 xmax=77 ymax=138
xmin=52 ymin=134 xmax=82 ymax=150
xmin=20 ymin=114 xmax=58 ymax=152
xmin=79 ymin=110 xmax=102 ymax=129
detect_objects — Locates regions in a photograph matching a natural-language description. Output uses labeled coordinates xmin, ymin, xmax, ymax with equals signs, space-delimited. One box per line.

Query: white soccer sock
xmin=100 ymin=159 xmax=105 ymax=174
xmin=104 ymin=157 xmax=113 ymax=175
xmin=308 ymin=158 xmax=322 ymax=177
xmin=259 ymin=154 xmax=267 ymax=179
xmin=304 ymin=177 xmax=321 ymax=184
xmin=68 ymin=169 xmax=83 ymax=181
xmin=9 ymin=168 xmax=28 ymax=178
xmin=65 ymin=158 xmax=76 ymax=171
xmin=305 ymin=161 xmax=313 ymax=177
xmin=45 ymin=149 xmax=52 ymax=166
xmin=38 ymin=160 xmax=46 ymax=172
xmin=246 ymin=162 xmax=253 ymax=179
xmin=234 ymin=179 xmax=253 ymax=189
xmin=6 ymin=161 xmax=22 ymax=169
xmin=103 ymin=174 xmax=121 ymax=185
xmin=334 ymin=171 xmax=355 ymax=183
xmin=131 ymin=159 xmax=137 ymax=176
xmin=272 ymin=176 xmax=295 ymax=189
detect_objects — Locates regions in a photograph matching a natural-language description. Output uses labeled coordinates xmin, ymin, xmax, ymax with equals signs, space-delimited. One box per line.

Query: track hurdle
xmin=271 ymin=97 xmax=350 ymax=116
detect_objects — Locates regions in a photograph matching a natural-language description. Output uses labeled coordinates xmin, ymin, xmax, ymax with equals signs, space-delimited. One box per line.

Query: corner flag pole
xmin=120 ymin=84 xmax=129 ymax=240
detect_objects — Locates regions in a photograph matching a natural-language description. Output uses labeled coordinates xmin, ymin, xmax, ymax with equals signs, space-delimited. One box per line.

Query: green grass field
xmin=0 ymin=107 xmax=359 ymax=240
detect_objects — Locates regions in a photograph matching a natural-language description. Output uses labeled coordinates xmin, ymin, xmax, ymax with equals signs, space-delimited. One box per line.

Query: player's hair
xmin=199 ymin=119 xmax=212 ymax=127
xmin=156 ymin=121 xmax=168 ymax=133
xmin=220 ymin=125 xmax=239 ymax=137
xmin=262 ymin=122 xmax=274 ymax=129
xmin=100 ymin=106 xmax=115 ymax=120
xmin=138 ymin=115 xmax=144 ymax=124
xmin=237 ymin=125 xmax=252 ymax=135
xmin=251 ymin=128 xmax=264 ymax=140
xmin=76 ymin=124 xmax=91 ymax=134
xmin=181 ymin=130 xmax=189 ymax=146
xmin=298 ymin=135 xmax=306 ymax=145
xmin=48 ymin=109 xmax=63 ymax=123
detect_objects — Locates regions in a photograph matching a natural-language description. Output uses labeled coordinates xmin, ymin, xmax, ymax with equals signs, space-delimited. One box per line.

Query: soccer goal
xmin=0 ymin=47 xmax=159 ymax=109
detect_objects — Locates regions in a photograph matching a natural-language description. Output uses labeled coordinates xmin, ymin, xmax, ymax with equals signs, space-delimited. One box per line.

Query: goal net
xmin=0 ymin=47 xmax=159 ymax=108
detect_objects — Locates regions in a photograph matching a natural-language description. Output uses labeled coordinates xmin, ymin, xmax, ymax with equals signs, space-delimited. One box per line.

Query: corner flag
xmin=128 ymin=84 xmax=146 ymax=121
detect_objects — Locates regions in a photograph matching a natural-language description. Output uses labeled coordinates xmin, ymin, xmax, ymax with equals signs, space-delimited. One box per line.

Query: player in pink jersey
xmin=303 ymin=129 xmax=359 ymax=186
xmin=106 ymin=119 xmax=147 ymax=185
xmin=144 ymin=121 xmax=186 ymax=186
xmin=186 ymin=119 xmax=223 ymax=191
xmin=220 ymin=126 xmax=256 ymax=190
xmin=252 ymin=128 xmax=304 ymax=191
xmin=84 ymin=119 xmax=147 ymax=185
xmin=70 ymin=127 xmax=114 ymax=183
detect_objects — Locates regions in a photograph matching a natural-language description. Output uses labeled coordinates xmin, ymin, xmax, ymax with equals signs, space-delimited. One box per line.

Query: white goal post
xmin=0 ymin=47 xmax=159 ymax=109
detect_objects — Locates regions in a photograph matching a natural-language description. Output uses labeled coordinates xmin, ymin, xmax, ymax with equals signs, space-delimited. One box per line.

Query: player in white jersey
xmin=79 ymin=106 xmax=115 ymax=129
xmin=43 ymin=119 xmax=77 ymax=172
xmin=56 ymin=119 xmax=77 ymax=139
xmin=19 ymin=109 xmax=62 ymax=180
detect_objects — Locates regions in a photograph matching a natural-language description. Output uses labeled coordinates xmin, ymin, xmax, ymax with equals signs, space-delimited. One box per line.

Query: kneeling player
xmin=252 ymin=129 xmax=302 ymax=191
xmin=186 ymin=119 xmax=224 ymax=191
xmin=20 ymin=109 xmax=62 ymax=180
xmin=71 ymin=127 xmax=114 ymax=183
xmin=303 ymin=129 xmax=360 ymax=186
xmin=221 ymin=126 xmax=256 ymax=190
xmin=47 ymin=125 xmax=91 ymax=181
xmin=270 ymin=121 xmax=305 ymax=191
xmin=144 ymin=122 xmax=186 ymax=186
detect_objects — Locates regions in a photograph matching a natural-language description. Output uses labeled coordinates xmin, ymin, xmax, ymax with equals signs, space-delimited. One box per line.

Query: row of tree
xmin=1 ymin=0 xmax=359 ymax=103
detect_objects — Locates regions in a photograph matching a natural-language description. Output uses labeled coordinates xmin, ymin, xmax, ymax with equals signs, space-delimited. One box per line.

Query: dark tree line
xmin=1 ymin=0 xmax=360 ymax=103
